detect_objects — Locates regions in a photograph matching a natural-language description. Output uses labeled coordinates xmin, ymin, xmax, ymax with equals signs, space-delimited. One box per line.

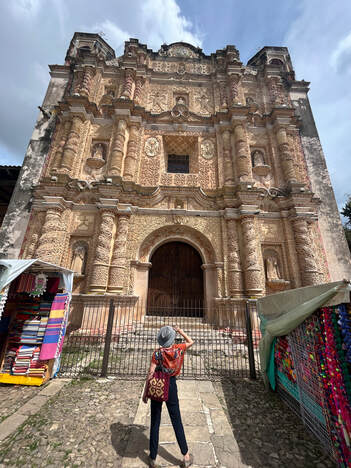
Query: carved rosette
xmin=226 ymin=219 xmax=242 ymax=296
xmin=276 ymin=127 xmax=296 ymax=184
xmin=222 ymin=130 xmax=234 ymax=185
xmin=109 ymin=119 xmax=127 ymax=175
xmin=134 ymin=77 xmax=145 ymax=105
xmin=292 ymin=218 xmax=320 ymax=286
xmin=79 ymin=66 xmax=95 ymax=98
xmin=241 ymin=216 xmax=263 ymax=294
xmin=36 ymin=207 xmax=65 ymax=264
xmin=90 ymin=210 xmax=115 ymax=293
xmin=120 ymin=69 xmax=135 ymax=100
xmin=108 ymin=215 xmax=130 ymax=293
xmin=229 ymin=74 xmax=241 ymax=105
xmin=60 ymin=116 xmax=83 ymax=173
xmin=234 ymin=124 xmax=252 ymax=181
xmin=123 ymin=124 xmax=140 ymax=181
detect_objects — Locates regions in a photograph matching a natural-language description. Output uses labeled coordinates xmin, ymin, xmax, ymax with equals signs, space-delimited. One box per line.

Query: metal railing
xmin=59 ymin=298 xmax=261 ymax=379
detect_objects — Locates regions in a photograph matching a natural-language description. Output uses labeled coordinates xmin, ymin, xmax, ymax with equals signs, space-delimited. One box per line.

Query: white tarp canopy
xmin=0 ymin=259 xmax=74 ymax=293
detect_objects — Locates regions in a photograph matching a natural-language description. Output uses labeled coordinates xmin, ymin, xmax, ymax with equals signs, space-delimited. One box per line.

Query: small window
xmin=167 ymin=154 xmax=189 ymax=173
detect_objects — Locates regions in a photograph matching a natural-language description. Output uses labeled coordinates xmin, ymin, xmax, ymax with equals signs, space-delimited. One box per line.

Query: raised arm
xmin=174 ymin=325 xmax=194 ymax=349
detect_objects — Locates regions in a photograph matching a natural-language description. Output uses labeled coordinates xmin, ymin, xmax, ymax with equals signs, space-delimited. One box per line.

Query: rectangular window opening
xmin=167 ymin=154 xmax=189 ymax=174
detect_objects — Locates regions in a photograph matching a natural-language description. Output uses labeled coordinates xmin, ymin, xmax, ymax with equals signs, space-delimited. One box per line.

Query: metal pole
xmin=101 ymin=299 xmax=115 ymax=377
xmin=245 ymin=300 xmax=256 ymax=380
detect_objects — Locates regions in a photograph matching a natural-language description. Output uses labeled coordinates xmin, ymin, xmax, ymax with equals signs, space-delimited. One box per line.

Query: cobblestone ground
xmin=0 ymin=376 xmax=336 ymax=467
xmin=0 ymin=384 xmax=38 ymax=423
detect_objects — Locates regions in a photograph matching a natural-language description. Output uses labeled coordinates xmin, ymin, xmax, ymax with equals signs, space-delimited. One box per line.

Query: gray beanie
xmin=157 ymin=326 xmax=176 ymax=348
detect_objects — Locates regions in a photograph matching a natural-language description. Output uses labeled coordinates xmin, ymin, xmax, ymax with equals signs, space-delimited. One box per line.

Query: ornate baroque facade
xmin=1 ymin=33 xmax=350 ymax=318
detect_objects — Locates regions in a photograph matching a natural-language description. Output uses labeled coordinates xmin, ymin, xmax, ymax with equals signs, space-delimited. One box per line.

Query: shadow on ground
xmin=110 ymin=422 xmax=180 ymax=466
xmin=217 ymin=376 xmax=336 ymax=468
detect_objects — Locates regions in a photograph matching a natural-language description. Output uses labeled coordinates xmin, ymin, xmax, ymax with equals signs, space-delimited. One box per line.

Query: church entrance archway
xmin=147 ymin=241 xmax=203 ymax=316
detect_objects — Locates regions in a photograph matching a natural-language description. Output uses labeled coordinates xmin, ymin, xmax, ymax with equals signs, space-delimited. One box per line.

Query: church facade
xmin=1 ymin=33 xmax=350 ymax=321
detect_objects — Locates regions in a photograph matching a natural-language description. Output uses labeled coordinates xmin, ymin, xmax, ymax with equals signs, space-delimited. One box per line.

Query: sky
xmin=0 ymin=0 xmax=351 ymax=214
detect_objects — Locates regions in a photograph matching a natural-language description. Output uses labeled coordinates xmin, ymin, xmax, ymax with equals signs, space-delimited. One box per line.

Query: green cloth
xmin=257 ymin=280 xmax=351 ymax=389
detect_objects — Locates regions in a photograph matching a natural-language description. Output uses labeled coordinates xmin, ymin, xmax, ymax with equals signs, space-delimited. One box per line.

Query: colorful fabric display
xmin=29 ymin=273 xmax=48 ymax=297
xmin=46 ymin=277 xmax=60 ymax=294
xmin=40 ymin=293 xmax=69 ymax=360
xmin=27 ymin=347 xmax=47 ymax=378
xmin=16 ymin=274 xmax=36 ymax=293
xmin=12 ymin=345 xmax=36 ymax=375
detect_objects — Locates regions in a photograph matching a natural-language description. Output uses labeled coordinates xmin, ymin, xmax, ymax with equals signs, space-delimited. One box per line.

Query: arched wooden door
xmin=147 ymin=241 xmax=203 ymax=316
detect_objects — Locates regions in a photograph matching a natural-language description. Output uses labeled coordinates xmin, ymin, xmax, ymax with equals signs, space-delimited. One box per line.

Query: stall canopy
xmin=257 ymin=280 xmax=351 ymax=389
xmin=0 ymin=259 xmax=74 ymax=294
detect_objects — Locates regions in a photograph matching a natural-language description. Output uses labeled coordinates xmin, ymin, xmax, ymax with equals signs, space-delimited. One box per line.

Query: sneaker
xmin=148 ymin=456 xmax=161 ymax=468
xmin=182 ymin=453 xmax=194 ymax=467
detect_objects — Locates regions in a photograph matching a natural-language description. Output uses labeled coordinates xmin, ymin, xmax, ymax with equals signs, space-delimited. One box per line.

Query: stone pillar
xmin=51 ymin=120 xmax=71 ymax=173
xmin=60 ymin=116 xmax=83 ymax=172
xmin=36 ymin=207 xmax=65 ymax=264
xmin=79 ymin=66 xmax=95 ymax=98
xmin=123 ymin=124 xmax=139 ymax=181
xmin=218 ymin=82 xmax=228 ymax=109
xmin=276 ymin=127 xmax=296 ymax=184
xmin=229 ymin=74 xmax=241 ymax=105
xmin=226 ymin=219 xmax=243 ymax=296
xmin=240 ymin=216 xmax=264 ymax=295
xmin=292 ymin=218 xmax=320 ymax=286
xmin=222 ymin=130 xmax=234 ymax=186
xmin=90 ymin=210 xmax=115 ymax=293
xmin=233 ymin=124 xmax=252 ymax=181
xmin=134 ymin=77 xmax=145 ymax=105
xmin=109 ymin=119 xmax=127 ymax=175
xmin=120 ymin=69 xmax=135 ymax=100
xmin=108 ymin=215 xmax=130 ymax=293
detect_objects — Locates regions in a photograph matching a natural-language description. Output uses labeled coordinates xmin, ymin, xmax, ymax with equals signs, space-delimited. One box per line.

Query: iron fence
xmin=59 ymin=298 xmax=261 ymax=379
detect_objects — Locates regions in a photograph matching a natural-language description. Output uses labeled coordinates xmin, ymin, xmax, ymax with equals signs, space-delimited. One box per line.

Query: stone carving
xmin=194 ymin=92 xmax=211 ymax=115
xmin=50 ymin=120 xmax=71 ymax=173
xmin=222 ymin=130 xmax=234 ymax=185
xmin=226 ymin=219 xmax=242 ymax=296
xmin=75 ymin=214 xmax=94 ymax=233
xmin=171 ymin=97 xmax=189 ymax=121
xmin=268 ymin=76 xmax=289 ymax=107
xmin=276 ymin=127 xmax=296 ymax=183
xmin=200 ymin=139 xmax=215 ymax=160
xmin=234 ymin=124 xmax=252 ymax=181
xmin=160 ymin=44 xmax=198 ymax=58
xmin=120 ymin=69 xmax=135 ymax=100
xmin=292 ymin=218 xmax=320 ymax=286
xmin=109 ymin=119 xmax=127 ymax=175
xmin=229 ymin=74 xmax=241 ymax=105
xmin=134 ymin=77 xmax=145 ymax=105
xmin=149 ymin=90 xmax=167 ymax=113
xmin=36 ymin=207 xmax=65 ymax=264
xmin=60 ymin=116 xmax=83 ymax=173
xmin=265 ymin=255 xmax=281 ymax=280
xmin=123 ymin=124 xmax=140 ymax=181
xmin=252 ymin=150 xmax=265 ymax=166
xmin=108 ymin=215 xmax=130 ymax=293
xmin=177 ymin=63 xmax=186 ymax=75
xmin=144 ymin=137 xmax=160 ymax=157
xmin=152 ymin=61 xmax=211 ymax=74
xmin=218 ymin=82 xmax=228 ymax=108
xmin=90 ymin=210 xmax=115 ymax=292
xmin=71 ymin=242 xmax=87 ymax=275
xmin=241 ymin=216 xmax=263 ymax=294
xmin=79 ymin=66 xmax=95 ymax=98
xmin=87 ymin=143 xmax=106 ymax=169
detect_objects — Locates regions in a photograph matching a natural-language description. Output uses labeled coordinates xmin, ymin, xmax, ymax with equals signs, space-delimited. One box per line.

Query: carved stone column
xmin=123 ymin=124 xmax=139 ymax=181
xmin=276 ymin=127 xmax=296 ymax=184
xmin=292 ymin=218 xmax=320 ymax=286
xmin=134 ymin=77 xmax=145 ymax=105
xmin=108 ymin=215 xmax=130 ymax=293
xmin=229 ymin=74 xmax=241 ymax=105
xmin=120 ymin=69 xmax=135 ymax=100
xmin=109 ymin=119 xmax=127 ymax=175
xmin=222 ymin=129 xmax=234 ymax=186
xmin=60 ymin=116 xmax=83 ymax=172
xmin=218 ymin=82 xmax=228 ymax=109
xmin=233 ymin=124 xmax=252 ymax=181
xmin=51 ymin=120 xmax=71 ymax=173
xmin=226 ymin=219 xmax=243 ymax=296
xmin=90 ymin=210 xmax=115 ymax=293
xmin=241 ymin=216 xmax=264 ymax=295
xmin=36 ymin=207 xmax=65 ymax=264
xmin=79 ymin=66 xmax=95 ymax=98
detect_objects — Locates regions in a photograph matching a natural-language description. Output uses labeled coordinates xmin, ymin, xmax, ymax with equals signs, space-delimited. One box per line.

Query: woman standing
xmin=143 ymin=325 xmax=194 ymax=468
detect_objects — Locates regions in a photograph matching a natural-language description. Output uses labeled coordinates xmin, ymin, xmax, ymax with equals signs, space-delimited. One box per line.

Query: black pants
xmin=150 ymin=376 xmax=188 ymax=460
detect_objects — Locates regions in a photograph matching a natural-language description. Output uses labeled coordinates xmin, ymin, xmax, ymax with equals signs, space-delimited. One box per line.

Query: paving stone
xmin=0 ymin=413 xmax=28 ymax=442
xmin=210 ymin=409 xmax=233 ymax=437
xmin=178 ymin=398 xmax=203 ymax=412
xmin=161 ymin=410 xmax=207 ymax=426
xmin=199 ymin=392 xmax=222 ymax=409
xmin=197 ymin=380 xmax=214 ymax=393
xmin=189 ymin=441 xmax=216 ymax=466
xmin=38 ymin=378 xmax=70 ymax=397
xmin=16 ymin=395 xmax=48 ymax=416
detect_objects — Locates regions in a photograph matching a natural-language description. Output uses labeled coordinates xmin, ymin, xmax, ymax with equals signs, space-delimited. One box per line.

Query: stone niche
xmin=86 ymin=141 xmax=107 ymax=169
xmin=251 ymin=148 xmax=271 ymax=177
xmin=262 ymin=246 xmax=290 ymax=292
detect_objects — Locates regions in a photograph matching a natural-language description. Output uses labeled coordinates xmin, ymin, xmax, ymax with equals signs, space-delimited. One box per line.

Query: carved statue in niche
xmin=252 ymin=150 xmax=265 ymax=167
xmin=171 ymin=97 xmax=189 ymax=121
xmin=265 ymin=255 xmax=281 ymax=281
xmin=149 ymin=91 xmax=167 ymax=113
xmin=86 ymin=142 xmax=106 ymax=169
xmin=71 ymin=242 xmax=87 ymax=275
xmin=195 ymin=93 xmax=211 ymax=114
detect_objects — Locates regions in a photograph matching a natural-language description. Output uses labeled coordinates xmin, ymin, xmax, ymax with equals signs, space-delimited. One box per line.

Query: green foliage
xmin=344 ymin=227 xmax=351 ymax=252
xmin=341 ymin=195 xmax=351 ymax=251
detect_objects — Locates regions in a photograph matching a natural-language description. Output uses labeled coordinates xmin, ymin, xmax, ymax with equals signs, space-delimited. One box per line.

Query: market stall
xmin=0 ymin=259 xmax=74 ymax=386
xmin=257 ymin=280 xmax=351 ymax=467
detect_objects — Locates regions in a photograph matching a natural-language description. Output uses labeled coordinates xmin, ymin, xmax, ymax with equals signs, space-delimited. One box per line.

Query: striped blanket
xmin=39 ymin=293 xmax=69 ymax=360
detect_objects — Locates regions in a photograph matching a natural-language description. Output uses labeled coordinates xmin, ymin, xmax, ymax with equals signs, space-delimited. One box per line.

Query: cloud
xmin=331 ymin=31 xmax=351 ymax=75
xmin=89 ymin=19 xmax=130 ymax=55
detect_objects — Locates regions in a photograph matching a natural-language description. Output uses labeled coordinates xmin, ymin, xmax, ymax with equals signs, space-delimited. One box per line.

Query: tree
xmin=341 ymin=196 xmax=351 ymax=252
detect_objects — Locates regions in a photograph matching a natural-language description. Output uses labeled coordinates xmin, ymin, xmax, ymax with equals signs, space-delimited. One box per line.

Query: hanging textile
xmin=39 ymin=293 xmax=69 ymax=360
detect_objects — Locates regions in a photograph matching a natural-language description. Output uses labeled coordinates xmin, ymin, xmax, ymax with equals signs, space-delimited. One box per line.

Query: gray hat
xmin=157 ymin=326 xmax=176 ymax=348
